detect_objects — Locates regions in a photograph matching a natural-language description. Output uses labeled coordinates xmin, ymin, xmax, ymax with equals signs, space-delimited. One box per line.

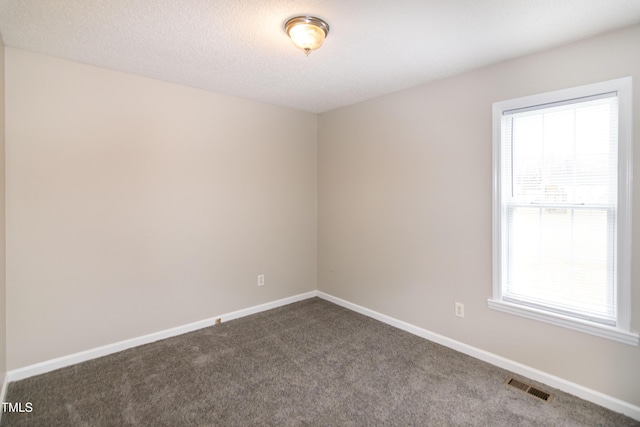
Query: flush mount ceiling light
xmin=284 ymin=16 xmax=330 ymax=56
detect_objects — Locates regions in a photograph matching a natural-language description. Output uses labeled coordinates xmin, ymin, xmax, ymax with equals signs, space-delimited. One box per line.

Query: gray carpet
xmin=1 ymin=297 xmax=638 ymax=426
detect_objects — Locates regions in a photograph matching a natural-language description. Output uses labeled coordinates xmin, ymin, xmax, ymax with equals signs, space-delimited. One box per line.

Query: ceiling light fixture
xmin=284 ymin=16 xmax=330 ymax=56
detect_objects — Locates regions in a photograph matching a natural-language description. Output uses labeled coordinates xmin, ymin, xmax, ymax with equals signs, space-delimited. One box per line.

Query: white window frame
xmin=489 ymin=77 xmax=638 ymax=346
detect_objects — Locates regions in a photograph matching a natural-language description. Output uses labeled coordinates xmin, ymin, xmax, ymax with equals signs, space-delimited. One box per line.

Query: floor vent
xmin=505 ymin=377 xmax=554 ymax=402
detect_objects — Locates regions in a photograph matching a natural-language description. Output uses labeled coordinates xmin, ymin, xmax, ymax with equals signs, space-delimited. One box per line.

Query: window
xmin=490 ymin=77 xmax=637 ymax=345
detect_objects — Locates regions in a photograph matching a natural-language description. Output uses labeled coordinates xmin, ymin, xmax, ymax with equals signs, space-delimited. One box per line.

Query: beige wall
xmin=0 ymin=37 xmax=6 ymax=383
xmin=5 ymin=48 xmax=317 ymax=369
xmin=318 ymin=24 xmax=640 ymax=406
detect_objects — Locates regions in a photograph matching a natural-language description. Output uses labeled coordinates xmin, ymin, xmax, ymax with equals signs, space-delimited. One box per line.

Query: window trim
xmin=489 ymin=77 xmax=637 ymax=346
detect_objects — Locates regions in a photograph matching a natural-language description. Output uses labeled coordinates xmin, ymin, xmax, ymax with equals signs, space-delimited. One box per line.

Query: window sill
xmin=487 ymin=299 xmax=638 ymax=346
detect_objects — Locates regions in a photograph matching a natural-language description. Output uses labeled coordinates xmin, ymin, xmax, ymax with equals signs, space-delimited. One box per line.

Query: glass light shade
xmin=285 ymin=16 xmax=329 ymax=56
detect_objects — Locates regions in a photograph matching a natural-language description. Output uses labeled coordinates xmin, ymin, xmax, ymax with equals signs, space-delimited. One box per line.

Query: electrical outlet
xmin=455 ymin=302 xmax=465 ymax=318
xmin=258 ymin=274 xmax=265 ymax=286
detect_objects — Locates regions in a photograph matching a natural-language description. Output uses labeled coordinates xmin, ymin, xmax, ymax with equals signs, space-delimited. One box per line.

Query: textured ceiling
xmin=1 ymin=0 xmax=640 ymax=113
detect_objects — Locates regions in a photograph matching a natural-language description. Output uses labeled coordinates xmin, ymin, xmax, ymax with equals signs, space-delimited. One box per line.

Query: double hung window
xmin=490 ymin=78 xmax=637 ymax=345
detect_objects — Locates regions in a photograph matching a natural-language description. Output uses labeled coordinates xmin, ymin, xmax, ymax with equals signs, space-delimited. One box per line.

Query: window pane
xmin=506 ymin=206 xmax=614 ymax=322
xmin=509 ymin=97 xmax=617 ymax=205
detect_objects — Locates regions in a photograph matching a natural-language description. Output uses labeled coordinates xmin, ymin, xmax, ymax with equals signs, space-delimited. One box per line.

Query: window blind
xmin=500 ymin=94 xmax=619 ymax=325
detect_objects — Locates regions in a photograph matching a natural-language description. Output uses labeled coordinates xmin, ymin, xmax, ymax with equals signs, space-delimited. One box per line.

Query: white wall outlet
xmin=455 ymin=302 xmax=464 ymax=318
xmin=257 ymin=274 xmax=265 ymax=286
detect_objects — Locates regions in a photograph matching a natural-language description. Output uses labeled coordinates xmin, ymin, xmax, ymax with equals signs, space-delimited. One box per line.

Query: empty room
xmin=0 ymin=1 xmax=639 ymax=425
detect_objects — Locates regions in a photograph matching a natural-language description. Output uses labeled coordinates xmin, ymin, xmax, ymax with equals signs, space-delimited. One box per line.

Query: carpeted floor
xmin=2 ymin=297 xmax=638 ymax=426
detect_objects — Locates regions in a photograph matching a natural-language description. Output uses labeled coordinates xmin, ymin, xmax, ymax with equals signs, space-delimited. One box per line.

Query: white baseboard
xmin=0 ymin=371 xmax=7 ymax=424
xmin=0 ymin=371 xmax=6 ymax=396
xmin=0 ymin=371 xmax=6 ymax=402
xmin=7 ymin=291 xmax=318 ymax=383
xmin=317 ymin=291 xmax=640 ymax=421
